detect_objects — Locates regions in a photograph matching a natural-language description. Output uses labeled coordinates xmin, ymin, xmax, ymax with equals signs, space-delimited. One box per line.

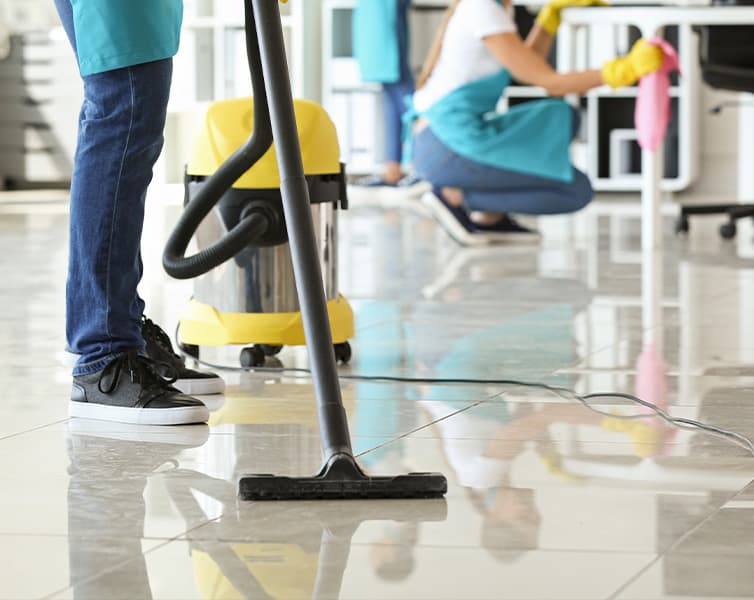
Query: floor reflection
xmin=66 ymin=421 xmax=210 ymax=599
xmin=64 ymin=418 xmax=448 ymax=599
xmin=7 ymin=196 xmax=754 ymax=599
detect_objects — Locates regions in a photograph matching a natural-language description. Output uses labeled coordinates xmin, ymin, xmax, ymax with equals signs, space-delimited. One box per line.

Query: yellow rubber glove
xmin=602 ymin=38 xmax=665 ymax=89
xmin=535 ymin=0 xmax=608 ymax=37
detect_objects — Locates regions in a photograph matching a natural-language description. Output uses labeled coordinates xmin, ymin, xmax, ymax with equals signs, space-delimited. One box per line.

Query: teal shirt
xmin=352 ymin=0 xmax=400 ymax=83
xmin=71 ymin=0 xmax=183 ymax=76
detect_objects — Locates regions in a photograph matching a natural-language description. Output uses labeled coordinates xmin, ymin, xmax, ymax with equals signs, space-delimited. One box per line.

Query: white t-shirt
xmin=413 ymin=0 xmax=517 ymax=113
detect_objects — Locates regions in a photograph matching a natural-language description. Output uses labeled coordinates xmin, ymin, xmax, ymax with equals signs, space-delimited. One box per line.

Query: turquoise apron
xmin=409 ymin=70 xmax=575 ymax=182
xmin=71 ymin=0 xmax=183 ymax=77
xmin=352 ymin=0 xmax=400 ymax=83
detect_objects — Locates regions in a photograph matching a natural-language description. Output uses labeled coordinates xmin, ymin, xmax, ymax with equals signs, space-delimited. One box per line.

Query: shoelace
xmin=142 ymin=317 xmax=184 ymax=365
xmin=98 ymin=350 xmax=180 ymax=403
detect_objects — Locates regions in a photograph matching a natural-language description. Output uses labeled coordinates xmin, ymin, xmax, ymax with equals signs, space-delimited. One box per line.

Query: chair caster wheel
xmin=720 ymin=222 xmax=737 ymax=240
xmin=334 ymin=342 xmax=352 ymax=364
xmin=240 ymin=345 xmax=266 ymax=368
xmin=675 ymin=216 xmax=689 ymax=234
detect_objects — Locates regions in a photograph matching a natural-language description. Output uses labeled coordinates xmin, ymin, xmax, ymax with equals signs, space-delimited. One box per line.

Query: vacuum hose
xmin=162 ymin=0 xmax=273 ymax=280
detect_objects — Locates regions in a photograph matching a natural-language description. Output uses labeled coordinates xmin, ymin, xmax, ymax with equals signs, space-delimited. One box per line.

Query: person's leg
xmin=55 ymin=0 xmax=172 ymax=375
xmin=412 ymin=118 xmax=593 ymax=218
xmin=381 ymin=77 xmax=414 ymax=183
xmin=411 ymin=128 xmax=494 ymax=244
xmin=463 ymin=106 xmax=587 ymax=221
xmin=66 ymin=58 xmax=172 ymax=375
xmin=380 ymin=0 xmax=414 ymax=183
xmin=462 ymin=168 xmax=593 ymax=215
xmin=55 ymin=0 xmax=211 ymax=424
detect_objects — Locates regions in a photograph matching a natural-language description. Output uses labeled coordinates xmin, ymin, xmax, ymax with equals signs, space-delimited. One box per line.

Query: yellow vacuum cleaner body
xmin=179 ymin=97 xmax=353 ymax=367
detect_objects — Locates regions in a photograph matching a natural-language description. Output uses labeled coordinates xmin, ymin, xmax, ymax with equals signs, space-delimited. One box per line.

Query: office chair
xmin=675 ymin=0 xmax=754 ymax=239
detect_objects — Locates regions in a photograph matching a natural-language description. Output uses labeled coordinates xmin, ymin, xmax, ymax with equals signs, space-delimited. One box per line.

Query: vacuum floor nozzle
xmin=238 ymin=453 xmax=448 ymax=501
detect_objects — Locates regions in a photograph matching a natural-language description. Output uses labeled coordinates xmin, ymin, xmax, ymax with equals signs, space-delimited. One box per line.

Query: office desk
xmin=561 ymin=6 xmax=754 ymax=344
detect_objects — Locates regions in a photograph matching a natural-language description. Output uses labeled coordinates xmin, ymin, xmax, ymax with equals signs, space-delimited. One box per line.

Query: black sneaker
xmin=472 ymin=214 xmax=541 ymax=242
xmin=70 ymin=351 xmax=210 ymax=425
xmin=422 ymin=187 xmax=502 ymax=246
xmin=141 ymin=316 xmax=225 ymax=395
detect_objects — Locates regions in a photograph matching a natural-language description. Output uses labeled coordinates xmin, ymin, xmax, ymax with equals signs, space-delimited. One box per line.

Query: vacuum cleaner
xmin=166 ymin=45 xmax=353 ymax=368
xmin=175 ymin=92 xmax=354 ymax=368
xmin=162 ymin=0 xmax=447 ymax=501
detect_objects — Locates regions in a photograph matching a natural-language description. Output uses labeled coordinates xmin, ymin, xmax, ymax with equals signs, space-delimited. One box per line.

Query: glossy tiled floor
xmin=2 ymin=188 xmax=754 ymax=600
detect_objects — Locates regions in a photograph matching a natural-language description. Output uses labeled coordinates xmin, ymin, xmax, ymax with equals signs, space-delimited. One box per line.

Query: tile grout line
xmin=39 ymin=518 xmax=218 ymax=600
xmin=0 ymin=418 xmax=70 ymax=443
xmin=360 ymin=387 xmax=506 ymax=460
xmin=355 ymin=398 xmax=490 ymax=460
xmin=604 ymin=482 xmax=754 ymax=600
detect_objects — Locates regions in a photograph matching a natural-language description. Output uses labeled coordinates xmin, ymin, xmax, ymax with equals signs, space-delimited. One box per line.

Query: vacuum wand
xmin=237 ymin=0 xmax=446 ymax=501
xmin=254 ymin=0 xmax=351 ymax=460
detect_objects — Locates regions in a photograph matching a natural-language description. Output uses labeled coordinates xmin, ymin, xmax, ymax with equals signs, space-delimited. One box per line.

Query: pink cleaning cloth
xmin=635 ymin=343 xmax=668 ymax=412
xmin=635 ymin=342 xmax=677 ymax=456
xmin=635 ymin=38 xmax=680 ymax=152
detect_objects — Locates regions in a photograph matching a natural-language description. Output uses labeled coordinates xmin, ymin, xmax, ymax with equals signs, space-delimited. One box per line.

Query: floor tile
xmin=49 ymin=537 xmax=657 ymax=600
xmin=5 ymin=192 xmax=754 ymax=599
xmin=0 ymin=423 xmax=215 ymax=538
xmin=615 ymin=553 xmax=754 ymax=599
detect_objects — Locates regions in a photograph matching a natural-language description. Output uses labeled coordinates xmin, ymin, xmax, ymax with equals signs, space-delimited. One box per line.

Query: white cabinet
xmin=0 ymin=33 xmax=81 ymax=189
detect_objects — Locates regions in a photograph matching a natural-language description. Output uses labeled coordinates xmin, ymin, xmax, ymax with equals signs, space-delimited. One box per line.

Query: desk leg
xmin=640 ymin=25 xmax=665 ymax=353
xmin=558 ymin=23 xmax=578 ymax=104
xmin=642 ymin=146 xmax=664 ymax=354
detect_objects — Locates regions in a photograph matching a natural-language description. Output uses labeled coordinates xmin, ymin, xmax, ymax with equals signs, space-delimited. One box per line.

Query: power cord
xmin=183 ymin=351 xmax=754 ymax=457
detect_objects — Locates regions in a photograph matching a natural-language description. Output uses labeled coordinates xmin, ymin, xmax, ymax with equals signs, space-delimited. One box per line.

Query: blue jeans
xmin=55 ymin=0 xmax=173 ymax=375
xmin=412 ymin=108 xmax=593 ymax=215
xmin=382 ymin=0 xmax=414 ymax=164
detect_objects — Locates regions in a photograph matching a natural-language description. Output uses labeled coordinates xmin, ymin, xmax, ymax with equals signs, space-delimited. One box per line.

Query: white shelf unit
xmin=174 ymin=1 xmax=305 ymax=107
xmin=500 ymin=21 xmax=701 ymax=192
xmin=0 ymin=32 xmax=81 ymax=189
xmin=321 ymin=0 xmax=380 ymax=174
xmin=160 ymin=0 xmax=318 ymax=185
xmin=572 ymin=19 xmax=701 ymax=192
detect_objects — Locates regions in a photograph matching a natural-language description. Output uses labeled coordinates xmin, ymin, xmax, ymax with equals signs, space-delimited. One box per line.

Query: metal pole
xmin=251 ymin=0 xmax=352 ymax=459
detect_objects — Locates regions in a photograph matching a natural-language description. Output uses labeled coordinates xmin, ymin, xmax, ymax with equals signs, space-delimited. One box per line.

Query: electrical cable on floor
xmin=184 ymin=352 xmax=754 ymax=457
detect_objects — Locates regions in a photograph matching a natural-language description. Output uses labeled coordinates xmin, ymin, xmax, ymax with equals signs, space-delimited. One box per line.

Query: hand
xmin=602 ymin=38 xmax=665 ymax=89
xmin=535 ymin=0 xmax=608 ymax=37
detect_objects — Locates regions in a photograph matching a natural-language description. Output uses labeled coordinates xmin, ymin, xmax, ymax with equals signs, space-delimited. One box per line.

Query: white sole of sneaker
xmin=174 ymin=377 xmax=226 ymax=395
xmin=68 ymin=401 xmax=210 ymax=426
xmin=473 ymin=228 xmax=542 ymax=243
xmin=66 ymin=419 xmax=210 ymax=445
xmin=421 ymin=192 xmax=499 ymax=247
